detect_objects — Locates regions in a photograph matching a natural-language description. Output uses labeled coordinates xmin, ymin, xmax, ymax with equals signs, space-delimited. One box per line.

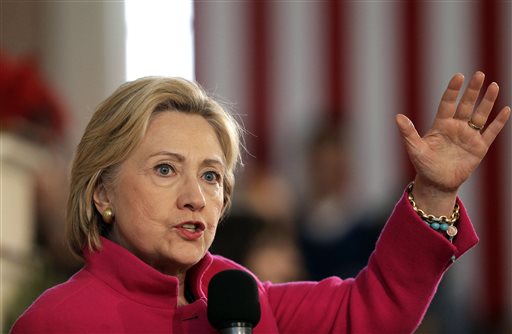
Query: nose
xmin=177 ymin=175 xmax=206 ymax=211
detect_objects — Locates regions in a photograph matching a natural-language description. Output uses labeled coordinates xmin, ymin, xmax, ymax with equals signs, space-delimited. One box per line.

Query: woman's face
xmin=98 ymin=111 xmax=225 ymax=275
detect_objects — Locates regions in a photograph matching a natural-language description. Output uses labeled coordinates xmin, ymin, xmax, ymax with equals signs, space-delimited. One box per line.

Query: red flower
xmin=0 ymin=51 xmax=68 ymax=143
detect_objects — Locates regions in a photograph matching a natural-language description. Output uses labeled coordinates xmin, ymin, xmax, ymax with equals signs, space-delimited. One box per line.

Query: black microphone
xmin=207 ymin=269 xmax=261 ymax=334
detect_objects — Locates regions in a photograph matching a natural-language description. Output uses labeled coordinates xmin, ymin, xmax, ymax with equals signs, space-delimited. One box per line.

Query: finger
xmin=436 ymin=73 xmax=464 ymax=120
xmin=482 ymin=106 xmax=511 ymax=146
xmin=453 ymin=71 xmax=485 ymax=120
xmin=395 ymin=114 xmax=422 ymax=151
xmin=470 ymin=82 xmax=499 ymax=128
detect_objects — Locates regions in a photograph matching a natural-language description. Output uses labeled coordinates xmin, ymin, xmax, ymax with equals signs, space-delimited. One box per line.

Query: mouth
xmin=175 ymin=221 xmax=206 ymax=241
xmin=176 ymin=221 xmax=206 ymax=232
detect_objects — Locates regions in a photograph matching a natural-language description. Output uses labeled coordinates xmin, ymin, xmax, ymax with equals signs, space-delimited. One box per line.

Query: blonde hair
xmin=67 ymin=77 xmax=242 ymax=259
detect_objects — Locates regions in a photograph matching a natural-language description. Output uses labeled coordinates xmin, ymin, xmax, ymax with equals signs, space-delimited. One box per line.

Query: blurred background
xmin=1 ymin=0 xmax=510 ymax=333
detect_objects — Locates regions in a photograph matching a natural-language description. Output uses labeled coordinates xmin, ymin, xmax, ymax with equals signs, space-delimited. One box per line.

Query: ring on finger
xmin=468 ymin=119 xmax=483 ymax=131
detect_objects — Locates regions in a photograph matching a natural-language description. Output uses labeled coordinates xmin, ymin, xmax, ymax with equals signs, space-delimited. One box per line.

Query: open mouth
xmin=175 ymin=221 xmax=206 ymax=241
xmin=177 ymin=222 xmax=205 ymax=232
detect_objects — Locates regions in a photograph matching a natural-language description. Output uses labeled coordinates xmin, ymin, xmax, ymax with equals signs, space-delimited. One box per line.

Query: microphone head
xmin=207 ymin=269 xmax=261 ymax=329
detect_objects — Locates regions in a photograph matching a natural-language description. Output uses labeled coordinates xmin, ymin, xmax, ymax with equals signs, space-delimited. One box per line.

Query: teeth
xmin=181 ymin=223 xmax=196 ymax=231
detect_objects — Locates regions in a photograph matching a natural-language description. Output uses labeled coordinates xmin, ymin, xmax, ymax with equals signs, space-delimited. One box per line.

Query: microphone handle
xmin=219 ymin=322 xmax=253 ymax=334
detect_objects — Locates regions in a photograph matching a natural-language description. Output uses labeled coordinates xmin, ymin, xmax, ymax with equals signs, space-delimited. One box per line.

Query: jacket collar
xmin=83 ymin=237 xmax=213 ymax=309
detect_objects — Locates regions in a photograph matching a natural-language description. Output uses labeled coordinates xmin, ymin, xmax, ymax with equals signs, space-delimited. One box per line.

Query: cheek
xmin=210 ymin=187 xmax=225 ymax=217
xmin=132 ymin=197 xmax=160 ymax=220
xmin=114 ymin=182 xmax=166 ymax=223
xmin=203 ymin=187 xmax=224 ymax=232
xmin=114 ymin=198 xmax=150 ymax=233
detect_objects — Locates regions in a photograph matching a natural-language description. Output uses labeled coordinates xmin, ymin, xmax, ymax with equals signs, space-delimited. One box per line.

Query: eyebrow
xmin=149 ymin=151 xmax=226 ymax=169
xmin=150 ymin=151 xmax=185 ymax=161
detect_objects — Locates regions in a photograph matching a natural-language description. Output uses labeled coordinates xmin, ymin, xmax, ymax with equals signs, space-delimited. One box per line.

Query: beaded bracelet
xmin=407 ymin=182 xmax=460 ymax=241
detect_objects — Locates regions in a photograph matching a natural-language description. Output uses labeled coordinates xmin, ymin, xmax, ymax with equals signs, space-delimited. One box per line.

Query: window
xmin=125 ymin=0 xmax=194 ymax=81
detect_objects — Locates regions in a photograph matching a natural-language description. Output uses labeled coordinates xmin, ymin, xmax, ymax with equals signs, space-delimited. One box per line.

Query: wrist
xmin=407 ymin=181 xmax=460 ymax=241
xmin=412 ymin=176 xmax=458 ymax=217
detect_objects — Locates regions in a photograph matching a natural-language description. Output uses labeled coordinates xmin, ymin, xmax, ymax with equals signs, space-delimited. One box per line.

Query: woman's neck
xmin=176 ymin=272 xmax=189 ymax=306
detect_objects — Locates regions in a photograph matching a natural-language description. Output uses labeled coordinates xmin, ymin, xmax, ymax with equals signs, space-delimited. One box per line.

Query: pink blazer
xmin=11 ymin=189 xmax=478 ymax=333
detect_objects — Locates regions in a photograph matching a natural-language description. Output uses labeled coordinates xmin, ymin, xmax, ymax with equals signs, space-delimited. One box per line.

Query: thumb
xmin=395 ymin=114 xmax=422 ymax=151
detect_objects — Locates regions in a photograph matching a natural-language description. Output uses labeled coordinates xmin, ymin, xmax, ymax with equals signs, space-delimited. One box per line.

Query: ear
xmin=93 ymin=182 xmax=112 ymax=213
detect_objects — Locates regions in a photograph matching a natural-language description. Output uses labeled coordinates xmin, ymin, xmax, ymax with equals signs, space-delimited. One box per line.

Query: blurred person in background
xmin=211 ymin=163 xmax=305 ymax=282
xmin=10 ymin=72 xmax=511 ymax=333
xmin=244 ymin=224 xmax=305 ymax=283
xmin=297 ymin=120 xmax=386 ymax=280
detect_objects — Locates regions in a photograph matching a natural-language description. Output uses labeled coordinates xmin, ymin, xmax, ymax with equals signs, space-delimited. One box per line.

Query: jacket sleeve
xmin=264 ymin=189 xmax=478 ymax=334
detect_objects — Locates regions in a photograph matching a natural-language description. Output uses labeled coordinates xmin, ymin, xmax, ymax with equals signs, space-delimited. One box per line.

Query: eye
xmin=203 ymin=171 xmax=221 ymax=183
xmin=154 ymin=163 xmax=175 ymax=176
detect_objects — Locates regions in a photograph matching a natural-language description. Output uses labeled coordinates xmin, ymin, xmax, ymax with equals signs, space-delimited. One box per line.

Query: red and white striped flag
xmin=194 ymin=1 xmax=511 ymax=331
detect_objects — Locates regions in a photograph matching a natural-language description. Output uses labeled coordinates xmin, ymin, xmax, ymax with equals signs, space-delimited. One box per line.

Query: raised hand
xmin=395 ymin=71 xmax=510 ymax=216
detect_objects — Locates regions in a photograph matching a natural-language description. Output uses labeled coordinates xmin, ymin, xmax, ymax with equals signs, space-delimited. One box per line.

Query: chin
xmin=171 ymin=249 xmax=205 ymax=266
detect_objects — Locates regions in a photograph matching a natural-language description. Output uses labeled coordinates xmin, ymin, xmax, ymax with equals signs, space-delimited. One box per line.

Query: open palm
xmin=396 ymin=72 xmax=510 ymax=193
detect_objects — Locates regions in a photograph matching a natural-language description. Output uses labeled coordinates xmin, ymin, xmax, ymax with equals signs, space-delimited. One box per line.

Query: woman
xmin=11 ymin=72 xmax=510 ymax=333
